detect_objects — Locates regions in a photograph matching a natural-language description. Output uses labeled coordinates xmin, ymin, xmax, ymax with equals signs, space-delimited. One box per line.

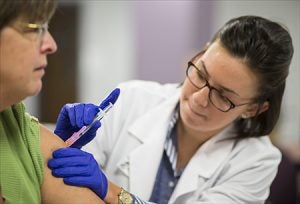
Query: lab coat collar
xmin=128 ymin=90 xmax=181 ymax=143
xmin=169 ymin=124 xmax=235 ymax=203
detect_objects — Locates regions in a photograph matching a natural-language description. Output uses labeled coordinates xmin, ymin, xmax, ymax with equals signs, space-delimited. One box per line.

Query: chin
xmin=183 ymin=116 xmax=207 ymax=131
xmin=180 ymin=107 xmax=204 ymax=129
xmin=29 ymin=83 xmax=43 ymax=96
xmin=180 ymin=105 xmax=220 ymax=133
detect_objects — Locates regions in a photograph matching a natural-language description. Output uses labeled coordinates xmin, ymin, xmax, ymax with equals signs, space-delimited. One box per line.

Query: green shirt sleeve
xmin=0 ymin=103 xmax=43 ymax=204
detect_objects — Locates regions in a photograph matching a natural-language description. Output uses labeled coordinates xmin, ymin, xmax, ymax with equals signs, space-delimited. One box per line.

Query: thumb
xmin=99 ymin=88 xmax=120 ymax=110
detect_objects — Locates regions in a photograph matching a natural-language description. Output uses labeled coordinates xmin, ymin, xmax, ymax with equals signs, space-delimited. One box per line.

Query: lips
xmin=34 ymin=65 xmax=46 ymax=71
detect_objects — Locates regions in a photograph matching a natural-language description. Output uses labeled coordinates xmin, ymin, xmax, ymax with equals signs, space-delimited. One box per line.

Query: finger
xmin=48 ymin=156 xmax=89 ymax=168
xmin=74 ymin=104 xmax=85 ymax=128
xmin=89 ymin=120 xmax=101 ymax=132
xmin=52 ymin=148 xmax=89 ymax=158
xmin=52 ymin=166 xmax=91 ymax=177
xmin=84 ymin=104 xmax=99 ymax=125
xmin=65 ymin=103 xmax=78 ymax=127
xmin=63 ymin=176 xmax=93 ymax=187
xmin=74 ymin=121 xmax=101 ymax=146
xmin=99 ymin=88 xmax=120 ymax=110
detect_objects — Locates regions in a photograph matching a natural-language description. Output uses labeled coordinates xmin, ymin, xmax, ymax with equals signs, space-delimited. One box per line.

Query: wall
xmin=133 ymin=1 xmax=214 ymax=83
xmin=77 ymin=1 xmax=136 ymax=104
xmin=25 ymin=0 xmax=299 ymax=149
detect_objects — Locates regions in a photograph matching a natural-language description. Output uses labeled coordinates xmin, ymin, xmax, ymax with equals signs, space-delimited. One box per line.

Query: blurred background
xmin=24 ymin=0 xmax=299 ymax=201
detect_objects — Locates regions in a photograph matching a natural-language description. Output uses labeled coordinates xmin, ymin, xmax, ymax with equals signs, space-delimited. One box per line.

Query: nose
xmin=192 ymin=86 xmax=210 ymax=108
xmin=40 ymin=31 xmax=57 ymax=54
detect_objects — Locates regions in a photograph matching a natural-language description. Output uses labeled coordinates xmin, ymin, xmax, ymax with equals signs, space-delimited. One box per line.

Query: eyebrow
xmin=200 ymin=60 xmax=240 ymax=96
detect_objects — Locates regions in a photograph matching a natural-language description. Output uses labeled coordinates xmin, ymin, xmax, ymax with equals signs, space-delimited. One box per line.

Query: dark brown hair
xmin=0 ymin=0 xmax=57 ymax=30
xmin=193 ymin=16 xmax=294 ymax=138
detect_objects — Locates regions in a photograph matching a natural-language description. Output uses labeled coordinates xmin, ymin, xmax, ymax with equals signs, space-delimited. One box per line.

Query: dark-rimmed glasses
xmin=186 ymin=61 xmax=253 ymax=112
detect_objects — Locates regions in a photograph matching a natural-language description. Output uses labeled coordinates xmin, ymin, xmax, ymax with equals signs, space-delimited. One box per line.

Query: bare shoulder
xmin=39 ymin=124 xmax=104 ymax=204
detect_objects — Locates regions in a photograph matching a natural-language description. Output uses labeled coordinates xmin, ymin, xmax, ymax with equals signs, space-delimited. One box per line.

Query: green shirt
xmin=0 ymin=103 xmax=43 ymax=204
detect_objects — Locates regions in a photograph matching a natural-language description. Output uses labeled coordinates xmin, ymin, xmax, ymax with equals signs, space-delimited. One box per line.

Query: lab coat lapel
xmin=127 ymin=92 xmax=181 ymax=200
xmin=169 ymin=125 xmax=235 ymax=203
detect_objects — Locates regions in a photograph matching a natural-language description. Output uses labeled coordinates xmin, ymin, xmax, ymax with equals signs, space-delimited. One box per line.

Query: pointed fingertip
xmin=99 ymin=88 xmax=121 ymax=109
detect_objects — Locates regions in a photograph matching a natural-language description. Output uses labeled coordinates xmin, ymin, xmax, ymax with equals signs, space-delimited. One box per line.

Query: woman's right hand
xmin=54 ymin=103 xmax=101 ymax=149
xmin=54 ymin=88 xmax=120 ymax=149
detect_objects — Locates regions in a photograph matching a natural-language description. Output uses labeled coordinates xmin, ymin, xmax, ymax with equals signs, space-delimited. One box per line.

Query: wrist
xmin=118 ymin=188 xmax=133 ymax=204
xmin=99 ymin=172 xmax=108 ymax=200
xmin=104 ymin=181 xmax=122 ymax=204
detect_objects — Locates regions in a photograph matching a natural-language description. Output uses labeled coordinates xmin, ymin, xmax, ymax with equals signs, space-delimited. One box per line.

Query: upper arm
xmin=39 ymin=124 xmax=104 ymax=204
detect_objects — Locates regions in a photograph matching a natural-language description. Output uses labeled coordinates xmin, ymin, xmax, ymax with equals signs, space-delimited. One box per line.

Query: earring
xmin=241 ymin=114 xmax=248 ymax=119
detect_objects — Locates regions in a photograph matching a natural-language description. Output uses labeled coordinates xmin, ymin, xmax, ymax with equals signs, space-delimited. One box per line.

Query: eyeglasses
xmin=12 ymin=22 xmax=49 ymax=42
xmin=186 ymin=61 xmax=252 ymax=112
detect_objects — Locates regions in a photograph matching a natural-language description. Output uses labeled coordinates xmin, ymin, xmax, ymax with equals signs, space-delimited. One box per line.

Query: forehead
xmin=196 ymin=41 xmax=259 ymax=99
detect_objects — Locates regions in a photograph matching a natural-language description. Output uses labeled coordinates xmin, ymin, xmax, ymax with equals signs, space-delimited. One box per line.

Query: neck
xmin=0 ymin=96 xmax=7 ymax=112
xmin=177 ymin=118 xmax=213 ymax=147
xmin=0 ymin=103 xmax=10 ymax=112
xmin=0 ymin=92 xmax=21 ymax=112
xmin=175 ymin=118 xmax=214 ymax=170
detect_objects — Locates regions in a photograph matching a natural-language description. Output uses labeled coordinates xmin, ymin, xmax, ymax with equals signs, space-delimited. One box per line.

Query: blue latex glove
xmin=54 ymin=103 xmax=101 ymax=149
xmin=54 ymin=88 xmax=120 ymax=149
xmin=48 ymin=148 xmax=108 ymax=200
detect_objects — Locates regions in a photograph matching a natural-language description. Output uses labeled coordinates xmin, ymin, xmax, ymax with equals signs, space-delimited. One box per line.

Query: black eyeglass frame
xmin=186 ymin=61 xmax=253 ymax=112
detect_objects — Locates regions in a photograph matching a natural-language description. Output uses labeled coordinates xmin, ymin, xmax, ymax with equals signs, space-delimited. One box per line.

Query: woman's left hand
xmin=48 ymin=148 xmax=108 ymax=200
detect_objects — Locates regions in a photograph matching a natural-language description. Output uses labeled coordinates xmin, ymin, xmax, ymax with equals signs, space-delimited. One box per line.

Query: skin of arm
xmin=39 ymin=124 xmax=104 ymax=204
xmin=105 ymin=181 xmax=121 ymax=204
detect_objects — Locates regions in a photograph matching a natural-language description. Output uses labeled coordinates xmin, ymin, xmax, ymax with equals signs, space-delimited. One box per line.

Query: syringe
xmin=65 ymin=88 xmax=120 ymax=147
xmin=65 ymin=103 xmax=113 ymax=147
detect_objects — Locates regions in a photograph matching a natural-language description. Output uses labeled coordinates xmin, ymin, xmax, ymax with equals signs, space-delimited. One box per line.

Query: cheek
xmin=3 ymin=42 xmax=27 ymax=65
xmin=10 ymin=50 xmax=35 ymax=79
xmin=199 ymin=110 xmax=238 ymax=132
xmin=1 ymin=57 xmax=33 ymax=94
xmin=212 ymin=108 xmax=243 ymax=126
xmin=181 ymin=79 xmax=195 ymax=99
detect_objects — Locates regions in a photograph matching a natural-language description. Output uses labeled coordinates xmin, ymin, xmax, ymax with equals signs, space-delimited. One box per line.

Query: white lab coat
xmin=84 ymin=80 xmax=281 ymax=204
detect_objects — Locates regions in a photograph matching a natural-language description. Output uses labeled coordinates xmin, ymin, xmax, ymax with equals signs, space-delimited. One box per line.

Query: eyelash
xmin=197 ymin=71 xmax=207 ymax=81
xmin=28 ymin=29 xmax=39 ymax=33
xmin=22 ymin=27 xmax=39 ymax=34
xmin=198 ymin=72 xmax=230 ymax=98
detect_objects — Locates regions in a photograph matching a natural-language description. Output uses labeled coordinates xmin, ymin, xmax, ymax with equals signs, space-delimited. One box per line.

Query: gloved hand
xmin=54 ymin=88 xmax=120 ymax=149
xmin=54 ymin=103 xmax=101 ymax=149
xmin=48 ymin=148 xmax=108 ymax=200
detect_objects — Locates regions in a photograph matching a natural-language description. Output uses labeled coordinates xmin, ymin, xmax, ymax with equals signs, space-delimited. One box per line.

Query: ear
xmin=241 ymin=101 xmax=269 ymax=119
